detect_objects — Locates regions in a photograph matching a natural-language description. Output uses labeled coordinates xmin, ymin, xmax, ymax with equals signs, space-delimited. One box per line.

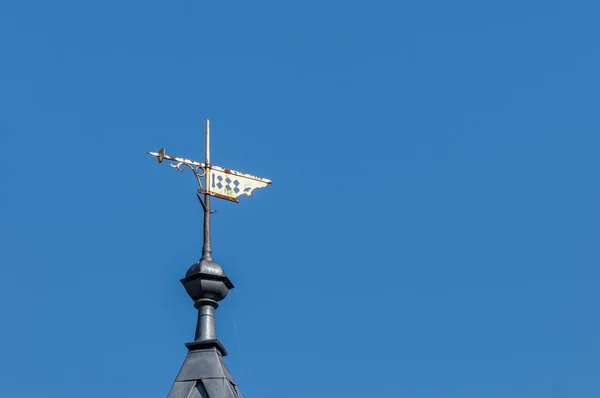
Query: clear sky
xmin=0 ymin=1 xmax=599 ymax=397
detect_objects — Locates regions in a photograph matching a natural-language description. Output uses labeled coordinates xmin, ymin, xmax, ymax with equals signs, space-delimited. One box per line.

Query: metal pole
xmin=202 ymin=119 xmax=212 ymax=260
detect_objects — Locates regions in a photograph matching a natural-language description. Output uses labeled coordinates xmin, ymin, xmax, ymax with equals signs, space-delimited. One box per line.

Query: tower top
xmin=147 ymin=119 xmax=271 ymax=398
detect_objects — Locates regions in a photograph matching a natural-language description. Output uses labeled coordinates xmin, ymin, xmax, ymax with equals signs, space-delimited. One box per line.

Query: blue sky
xmin=0 ymin=1 xmax=599 ymax=397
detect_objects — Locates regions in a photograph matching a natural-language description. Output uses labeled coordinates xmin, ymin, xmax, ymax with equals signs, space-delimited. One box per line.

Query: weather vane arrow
xmin=147 ymin=120 xmax=271 ymax=203
xmin=147 ymin=119 xmax=271 ymax=260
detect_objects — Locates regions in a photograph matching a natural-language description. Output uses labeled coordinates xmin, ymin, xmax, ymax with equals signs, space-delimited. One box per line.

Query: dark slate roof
xmin=168 ymin=346 xmax=242 ymax=398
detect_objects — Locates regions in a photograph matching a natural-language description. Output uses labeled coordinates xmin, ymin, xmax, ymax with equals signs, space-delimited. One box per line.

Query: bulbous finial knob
xmin=181 ymin=258 xmax=234 ymax=303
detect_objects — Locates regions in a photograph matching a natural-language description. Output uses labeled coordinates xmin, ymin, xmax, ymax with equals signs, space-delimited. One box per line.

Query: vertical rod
xmin=202 ymin=119 xmax=212 ymax=260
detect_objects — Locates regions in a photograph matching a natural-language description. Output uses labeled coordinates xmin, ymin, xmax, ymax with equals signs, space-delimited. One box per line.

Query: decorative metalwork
xmin=147 ymin=119 xmax=272 ymax=261
xmin=147 ymin=148 xmax=207 ymax=190
xmin=206 ymin=169 xmax=270 ymax=202
xmin=147 ymin=131 xmax=272 ymax=204
xmin=170 ymin=163 xmax=206 ymax=190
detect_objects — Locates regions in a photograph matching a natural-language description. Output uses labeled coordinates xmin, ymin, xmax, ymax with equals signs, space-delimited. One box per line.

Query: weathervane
xmin=148 ymin=119 xmax=272 ymax=260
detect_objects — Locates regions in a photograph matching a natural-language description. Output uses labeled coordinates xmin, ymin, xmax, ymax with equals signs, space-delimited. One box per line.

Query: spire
xmin=148 ymin=120 xmax=271 ymax=398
